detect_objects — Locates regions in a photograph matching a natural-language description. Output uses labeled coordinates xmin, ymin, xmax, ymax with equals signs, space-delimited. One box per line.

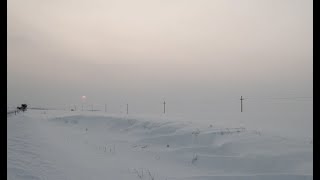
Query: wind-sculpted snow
xmin=8 ymin=110 xmax=312 ymax=180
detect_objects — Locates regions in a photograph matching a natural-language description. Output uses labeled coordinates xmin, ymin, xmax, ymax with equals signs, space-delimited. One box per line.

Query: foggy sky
xmin=8 ymin=0 xmax=312 ymax=115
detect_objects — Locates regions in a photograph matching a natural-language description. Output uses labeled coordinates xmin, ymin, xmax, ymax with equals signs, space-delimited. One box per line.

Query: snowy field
xmin=8 ymin=109 xmax=312 ymax=180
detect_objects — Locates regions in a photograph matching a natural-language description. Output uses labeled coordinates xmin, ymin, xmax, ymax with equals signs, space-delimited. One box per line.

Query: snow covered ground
xmin=8 ymin=109 xmax=312 ymax=180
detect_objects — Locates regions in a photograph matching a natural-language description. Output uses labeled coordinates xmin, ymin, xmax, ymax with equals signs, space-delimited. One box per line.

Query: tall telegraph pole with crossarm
xmin=240 ymin=96 xmax=244 ymax=112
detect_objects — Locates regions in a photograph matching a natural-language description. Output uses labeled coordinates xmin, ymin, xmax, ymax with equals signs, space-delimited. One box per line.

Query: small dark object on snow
xmin=17 ymin=104 xmax=28 ymax=112
xmin=166 ymin=144 xmax=170 ymax=148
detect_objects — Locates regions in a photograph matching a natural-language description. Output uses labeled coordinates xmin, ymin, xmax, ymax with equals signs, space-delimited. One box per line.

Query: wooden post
xmin=240 ymin=96 xmax=244 ymax=112
xmin=163 ymin=101 xmax=166 ymax=114
xmin=126 ymin=104 xmax=128 ymax=114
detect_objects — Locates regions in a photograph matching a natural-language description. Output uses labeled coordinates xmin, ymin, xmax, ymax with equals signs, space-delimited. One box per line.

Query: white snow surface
xmin=8 ymin=110 xmax=312 ymax=180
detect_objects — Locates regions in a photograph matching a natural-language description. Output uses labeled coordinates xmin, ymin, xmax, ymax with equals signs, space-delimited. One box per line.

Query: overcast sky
xmin=8 ymin=0 xmax=312 ymax=117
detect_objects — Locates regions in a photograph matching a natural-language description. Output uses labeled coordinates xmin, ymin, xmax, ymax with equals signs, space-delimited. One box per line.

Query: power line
xmin=245 ymin=96 xmax=312 ymax=100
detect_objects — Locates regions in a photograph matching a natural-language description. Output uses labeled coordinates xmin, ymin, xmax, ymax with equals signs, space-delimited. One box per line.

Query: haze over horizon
xmin=7 ymin=0 xmax=312 ymax=137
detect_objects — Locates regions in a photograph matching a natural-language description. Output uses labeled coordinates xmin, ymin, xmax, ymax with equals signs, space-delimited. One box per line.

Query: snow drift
xmin=8 ymin=110 xmax=312 ymax=180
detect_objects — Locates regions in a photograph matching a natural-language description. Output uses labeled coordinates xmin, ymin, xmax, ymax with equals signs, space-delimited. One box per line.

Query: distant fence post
xmin=240 ymin=96 xmax=244 ymax=112
xmin=126 ymin=104 xmax=128 ymax=114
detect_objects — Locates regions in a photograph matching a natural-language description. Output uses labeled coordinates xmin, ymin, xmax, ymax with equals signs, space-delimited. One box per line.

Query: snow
xmin=8 ymin=110 xmax=312 ymax=180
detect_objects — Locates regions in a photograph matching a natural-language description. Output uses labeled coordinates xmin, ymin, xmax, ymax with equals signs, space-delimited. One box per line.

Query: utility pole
xmin=240 ymin=96 xmax=244 ymax=112
xmin=163 ymin=101 xmax=166 ymax=114
xmin=126 ymin=104 xmax=128 ymax=114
